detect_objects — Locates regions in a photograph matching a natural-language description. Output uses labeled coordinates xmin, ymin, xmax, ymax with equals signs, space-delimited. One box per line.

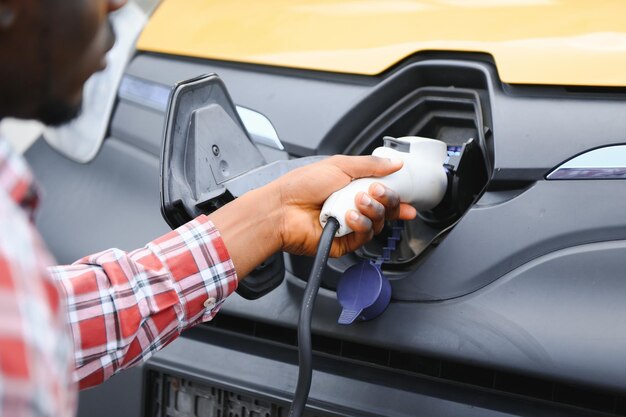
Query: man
xmin=0 ymin=0 xmax=416 ymax=416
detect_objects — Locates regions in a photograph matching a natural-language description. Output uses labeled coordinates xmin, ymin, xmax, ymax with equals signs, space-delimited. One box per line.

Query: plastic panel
xmin=218 ymin=233 xmax=626 ymax=396
xmin=391 ymin=179 xmax=626 ymax=300
xmin=125 ymin=54 xmax=375 ymax=157
xmin=122 ymin=54 xmax=626 ymax=180
xmin=145 ymin=328 xmax=598 ymax=417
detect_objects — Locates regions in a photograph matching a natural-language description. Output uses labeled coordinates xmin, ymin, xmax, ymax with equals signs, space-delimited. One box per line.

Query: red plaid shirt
xmin=0 ymin=138 xmax=238 ymax=416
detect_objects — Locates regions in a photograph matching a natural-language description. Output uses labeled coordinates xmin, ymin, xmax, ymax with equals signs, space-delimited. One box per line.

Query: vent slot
xmin=494 ymin=371 xmax=553 ymax=400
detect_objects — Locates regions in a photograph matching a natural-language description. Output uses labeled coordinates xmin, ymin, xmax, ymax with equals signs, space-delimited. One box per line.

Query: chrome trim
xmin=547 ymin=145 xmax=626 ymax=179
xmin=235 ymin=106 xmax=284 ymax=150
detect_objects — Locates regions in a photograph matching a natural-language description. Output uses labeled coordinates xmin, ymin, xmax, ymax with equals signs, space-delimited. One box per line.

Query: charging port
xmin=287 ymin=86 xmax=492 ymax=288
xmin=353 ymin=88 xmax=491 ymax=271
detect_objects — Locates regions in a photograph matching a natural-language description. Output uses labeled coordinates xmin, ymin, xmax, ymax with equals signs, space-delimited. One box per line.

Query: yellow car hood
xmin=137 ymin=0 xmax=626 ymax=86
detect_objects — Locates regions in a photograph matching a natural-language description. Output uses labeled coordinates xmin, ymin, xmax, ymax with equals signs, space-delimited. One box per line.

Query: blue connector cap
xmin=336 ymin=261 xmax=391 ymax=325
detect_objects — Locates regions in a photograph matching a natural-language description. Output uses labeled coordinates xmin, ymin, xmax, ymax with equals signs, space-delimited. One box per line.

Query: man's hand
xmin=274 ymin=155 xmax=417 ymax=257
xmin=210 ymin=155 xmax=417 ymax=279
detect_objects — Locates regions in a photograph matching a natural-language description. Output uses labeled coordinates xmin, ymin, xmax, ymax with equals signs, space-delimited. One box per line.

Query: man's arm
xmin=51 ymin=155 xmax=415 ymax=390
xmin=49 ymin=215 xmax=238 ymax=389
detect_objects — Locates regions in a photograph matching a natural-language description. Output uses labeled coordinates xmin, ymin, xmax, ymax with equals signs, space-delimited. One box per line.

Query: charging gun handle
xmin=319 ymin=137 xmax=449 ymax=237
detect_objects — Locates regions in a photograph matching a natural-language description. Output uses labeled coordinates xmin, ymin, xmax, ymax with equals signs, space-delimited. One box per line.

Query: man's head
xmin=0 ymin=0 xmax=126 ymax=126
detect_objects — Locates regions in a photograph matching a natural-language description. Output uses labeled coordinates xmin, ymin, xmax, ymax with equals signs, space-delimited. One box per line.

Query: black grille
xmin=206 ymin=314 xmax=626 ymax=416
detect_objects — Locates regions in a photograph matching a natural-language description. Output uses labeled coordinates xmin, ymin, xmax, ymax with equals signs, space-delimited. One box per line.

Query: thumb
xmin=329 ymin=155 xmax=403 ymax=179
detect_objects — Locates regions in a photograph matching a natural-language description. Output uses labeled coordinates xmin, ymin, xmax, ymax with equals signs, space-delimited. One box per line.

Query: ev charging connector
xmin=319 ymin=137 xmax=450 ymax=325
xmin=320 ymin=136 xmax=449 ymax=236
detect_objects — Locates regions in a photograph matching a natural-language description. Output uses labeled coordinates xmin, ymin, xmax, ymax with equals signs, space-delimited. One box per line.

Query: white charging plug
xmin=319 ymin=136 xmax=449 ymax=237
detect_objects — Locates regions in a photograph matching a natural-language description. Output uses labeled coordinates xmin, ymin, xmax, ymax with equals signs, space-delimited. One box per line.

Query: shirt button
xmin=204 ymin=297 xmax=217 ymax=309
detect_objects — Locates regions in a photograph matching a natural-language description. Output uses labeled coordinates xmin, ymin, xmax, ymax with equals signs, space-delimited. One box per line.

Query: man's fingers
xmin=322 ymin=156 xmax=414 ymax=258
xmin=331 ymin=213 xmax=374 ymax=257
xmin=329 ymin=155 xmax=403 ymax=179
xmin=399 ymin=204 xmax=418 ymax=220
xmin=330 ymin=201 xmax=415 ymax=257
xmin=368 ymin=183 xmax=402 ymax=220
xmin=354 ymin=192 xmax=386 ymax=234
xmin=344 ymin=209 xmax=373 ymax=234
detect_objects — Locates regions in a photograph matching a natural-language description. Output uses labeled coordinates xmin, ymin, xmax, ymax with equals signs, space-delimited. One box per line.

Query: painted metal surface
xmin=137 ymin=0 xmax=626 ymax=86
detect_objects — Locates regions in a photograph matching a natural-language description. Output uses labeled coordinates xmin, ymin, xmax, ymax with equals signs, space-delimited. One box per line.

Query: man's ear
xmin=0 ymin=0 xmax=17 ymax=30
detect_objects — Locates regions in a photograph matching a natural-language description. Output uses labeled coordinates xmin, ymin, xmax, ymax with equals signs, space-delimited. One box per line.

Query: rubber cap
xmin=336 ymin=261 xmax=391 ymax=325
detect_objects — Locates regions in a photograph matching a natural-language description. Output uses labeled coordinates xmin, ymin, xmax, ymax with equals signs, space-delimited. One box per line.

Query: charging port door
xmin=160 ymin=74 xmax=283 ymax=300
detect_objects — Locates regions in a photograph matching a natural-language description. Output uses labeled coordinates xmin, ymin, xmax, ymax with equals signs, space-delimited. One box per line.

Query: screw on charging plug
xmin=212 ymin=145 xmax=220 ymax=156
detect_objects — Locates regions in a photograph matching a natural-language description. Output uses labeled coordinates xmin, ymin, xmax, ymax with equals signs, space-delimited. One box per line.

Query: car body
xmin=25 ymin=1 xmax=626 ymax=416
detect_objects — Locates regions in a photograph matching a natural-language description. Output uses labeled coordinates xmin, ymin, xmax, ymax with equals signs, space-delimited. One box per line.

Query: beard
xmin=35 ymin=97 xmax=82 ymax=127
xmin=33 ymin=2 xmax=84 ymax=128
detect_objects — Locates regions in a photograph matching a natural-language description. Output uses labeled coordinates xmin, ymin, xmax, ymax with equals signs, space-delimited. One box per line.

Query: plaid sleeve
xmin=48 ymin=216 xmax=238 ymax=389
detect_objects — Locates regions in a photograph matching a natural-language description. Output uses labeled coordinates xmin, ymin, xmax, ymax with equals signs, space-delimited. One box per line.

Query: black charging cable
xmin=288 ymin=216 xmax=340 ymax=417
